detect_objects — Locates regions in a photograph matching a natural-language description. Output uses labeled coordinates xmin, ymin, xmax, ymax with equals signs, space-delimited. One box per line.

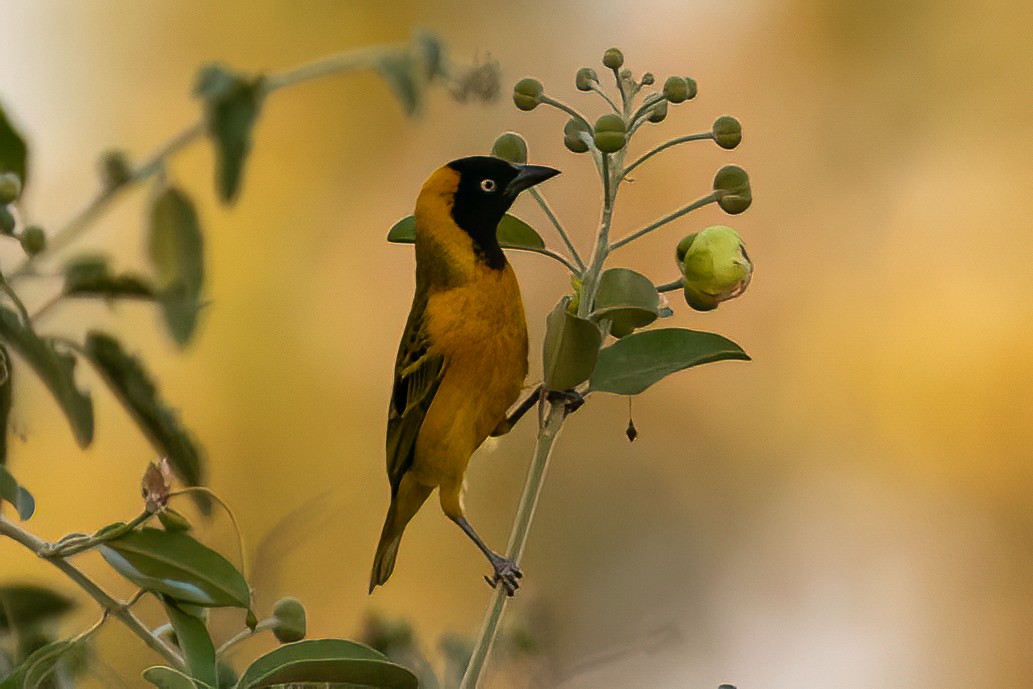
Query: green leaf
xmin=162 ymin=598 xmax=216 ymax=688
xmin=194 ymin=65 xmax=264 ymax=203
xmin=0 ymin=638 xmax=74 ymax=689
xmin=0 ymin=306 xmax=93 ymax=448
xmin=142 ymin=665 xmax=204 ymax=689
xmin=0 ymin=467 xmax=34 ymax=520
xmin=0 ymin=345 xmax=11 ymax=466
xmin=236 ymin=639 xmax=417 ymax=689
xmin=376 ymin=54 xmax=421 ymax=116
xmin=0 ymin=99 xmax=27 ymax=184
xmin=64 ymin=256 xmax=156 ymax=301
xmin=543 ymin=298 xmax=602 ymax=391
xmin=387 ymin=213 xmax=545 ymax=250
xmin=83 ymin=332 xmax=208 ymax=512
xmin=589 ymin=328 xmax=750 ymax=395
xmin=148 ymin=186 xmax=205 ymax=347
xmin=0 ymin=585 xmax=74 ymax=632
xmin=98 ymin=528 xmax=249 ymax=608
xmin=590 ymin=268 xmax=660 ymax=338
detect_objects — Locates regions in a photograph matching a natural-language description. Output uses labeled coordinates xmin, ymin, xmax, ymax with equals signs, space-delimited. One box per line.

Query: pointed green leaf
xmin=589 ymin=328 xmax=750 ymax=395
xmin=0 ymin=345 xmax=10 ymax=466
xmin=195 ymin=65 xmax=264 ymax=203
xmin=162 ymin=598 xmax=216 ymax=688
xmin=590 ymin=268 xmax=660 ymax=338
xmin=1 ymin=638 xmax=75 ymax=689
xmin=0 ymin=100 xmax=27 ymax=184
xmin=387 ymin=213 xmax=545 ymax=250
xmin=376 ymin=54 xmax=421 ymax=116
xmin=64 ymin=256 xmax=155 ymax=301
xmin=543 ymin=298 xmax=602 ymax=391
xmin=83 ymin=332 xmax=208 ymax=513
xmin=0 ymin=585 xmax=74 ymax=632
xmin=99 ymin=528 xmax=249 ymax=608
xmin=142 ymin=666 xmax=204 ymax=689
xmin=237 ymin=639 xmax=417 ymax=689
xmin=148 ymin=186 xmax=204 ymax=347
xmin=0 ymin=306 xmax=93 ymax=447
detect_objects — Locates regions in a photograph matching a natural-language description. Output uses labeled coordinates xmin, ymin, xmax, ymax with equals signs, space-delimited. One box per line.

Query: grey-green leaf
xmin=590 ymin=268 xmax=660 ymax=338
xmin=195 ymin=64 xmax=264 ymax=203
xmin=376 ymin=54 xmax=421 ymax=116
xmin=543 ymin=299 xmax=602 ymax=391
xmin=64 ymin=256 xmax=156 ymax=301
xmin=0 ymin=638 xmax=75 ymax=689
xmin=0 ymin=585 xmax=74 ymax=632
xmin=148 ymin=186 xmax=204 ymax=347
xmin=143 ymin=665 xmax=204 ymax=689
xmin=387 ymin=213 xmax=545 ymax=250
xmin=0 ymin=99 xmax=27 ymax=184
xmin=99 ymin=528 xmax=249 ymax=608
xmin=162 ymin=598 xmax=216 ymax=688
xmin=236 ymin=639 xmax=417 ymax=689
xmin=83 ymin=332 xmax=208 ymax=513
xmin=0 ymin=306 xmax=93 ymax=448
xmin=0 ymin=345 xmax=10 ymax=466
xmin=589 ymin=328 xmax=750 ymax=395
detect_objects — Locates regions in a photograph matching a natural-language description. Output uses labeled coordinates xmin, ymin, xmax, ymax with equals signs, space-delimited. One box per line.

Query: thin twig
xmin=215 ymin=618 xmax=277 ymax=658
xmin=609 ymin=193 xmax=717 ymax=251
xmin=527 ymin=188 xmax=584 ymax=271
xmin=620 ymin=133 xmax=713 ymax=182
xmin=589 ymin=85 xmax=621 ymax=114
xmin=539 ymin=95 xmax=591 ymax=129
xmin=655 ymin=279 xmax=683 ymax=293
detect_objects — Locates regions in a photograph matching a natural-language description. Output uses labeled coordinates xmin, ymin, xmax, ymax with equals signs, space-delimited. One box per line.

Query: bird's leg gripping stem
xmin=546 ymin=388 xmax=585 ymax=416
xmin=455 ymin=515 xmax=523 ymax=596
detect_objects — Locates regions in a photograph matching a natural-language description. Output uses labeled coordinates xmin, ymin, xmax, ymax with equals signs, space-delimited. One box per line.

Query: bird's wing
xmin=386 ymin=293 xmax=446 ymax=496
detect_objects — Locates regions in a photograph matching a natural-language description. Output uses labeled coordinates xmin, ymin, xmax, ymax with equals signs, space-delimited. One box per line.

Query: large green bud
xmin=676 ymin=225 xmax=753 ymax=311
xmin=491 ymin=132 xmax=528 ymax=164
xmin=272 ymin=597 xmax=307 ymax=643
xmin=713 ymin=165 xmax=752 ymax=214
xmin=564 ymin=118 xmax=591 ymax=153
xmin=663 ymin=76 xmax=690 ymax=103
xmin=711 ymin=116 xmax=742 ymax=149
xmin=0 ymin=173 xmax=21 ymax=204
xmin=513 ymin=78 xmax=544 ymax=111
xmin=593 ymin=114 xmax=626 ymax=153
xmin=602 ymin=48 xmax=624 ymax=70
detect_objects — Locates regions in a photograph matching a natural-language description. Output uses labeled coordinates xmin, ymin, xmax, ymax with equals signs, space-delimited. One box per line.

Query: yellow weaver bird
xmin=370 ymin=156 xmax=560 ymax=596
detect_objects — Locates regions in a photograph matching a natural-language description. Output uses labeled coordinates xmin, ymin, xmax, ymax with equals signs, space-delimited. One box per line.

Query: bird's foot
xmin=546 ymin=388 xmax=585 ymax=416
xmin=483 ymin=554 xmax=523 ymax=597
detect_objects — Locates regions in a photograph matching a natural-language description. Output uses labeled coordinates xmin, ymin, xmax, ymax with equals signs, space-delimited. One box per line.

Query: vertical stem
xmin=577 ymin=153 xmax=616 ymax=318
xmin=459 ymin=399 xmax=567 ymax=689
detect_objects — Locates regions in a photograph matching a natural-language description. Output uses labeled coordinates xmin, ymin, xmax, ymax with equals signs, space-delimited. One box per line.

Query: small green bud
xmin=663 ymin=76 xmax=690 ymax=103
xmin=563 ymin=118 xmax=591 ymax=153
xmin=272 ymin=597 xmax=307 ymax=643
xmin=602 ymin=47 xmax=624 ymax=70
xmin=100 ymin=150 xmax=133 ymax=189
xmin=20 ymin=225 xmax=46 ymax=255
xmin=157 ymin=508 xmax=191 ymax=532
xmin=575 ymin=67 xmax=598 ymax=91
xmin=0 ymin=173 xmax=21 ymax=204
xmin=677 ymin=225 xmax=752 ymax=311
xmin=713 ymin=165 xmax=752 ymax=214
xmin=0 ymin=206 xmax=15 ymax=236
xmin=513 ymin=77 xmax=544 ymax=111
xmin=647 ymin=100 xmax=669 ymax=123
xmin=640 ymin=72 xmax=655 ymax=86
xmin=712 ymin=116 xmax=742 ymax=149
xmin=593 ymin=114 xmax=627 ymax=153
xmin=491 ymin=132 xmax=528 ymax=164
xmin=619 ymin=68 xmax=633 ymax=82
xmin=684 ymin=77 xmax=698 ymax=100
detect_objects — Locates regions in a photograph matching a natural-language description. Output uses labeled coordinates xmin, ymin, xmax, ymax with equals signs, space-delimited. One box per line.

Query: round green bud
xmin=0 ymin=206 xmax=15 ymax=236
xmin=684 ymin=77 xmax=698 ymax=100
xmin=713 ymin=165 xmax=752 ymax=214
xmin=0 ymin=173 xmax=21 ymax=204
xmin=491 ymin=132 xmax=528 ymax=164
xmin=602 ymin=47 xmax=624 ymax=70
xmin=647 ymin=100 xmax=668 ymax=123
xmin=677 ymin=225 xmax=752 ymax=311
xmin=19 ymin=225 xmax=46 ymax=255
xmin=593 ymin=114 xmax=627 ymax=153
xmin=100 ymin=150 xmax=133 ymax=189
xmin=272 ymin=597 xmax=307 ymax=643
xmin=512 ymin=77 xmax=544 ymax=111
xmin=712 ymin=116 xmax=742 ymax=149
xmin=640 ymin=72 xmax=655 ymax=86
xmin=563 ymin=118 xmax=591 ymax=153
xmin=575 ymin=67 xmax=598 ymax=91
xmin=663 ymin=76 xmax=689 ymax=103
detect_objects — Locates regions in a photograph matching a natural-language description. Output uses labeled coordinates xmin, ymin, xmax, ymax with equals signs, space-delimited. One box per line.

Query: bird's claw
xmin=547 ymin=388 xmax=585 ymax=416
xmin=485 ymin=556 xmax=523 ymax=597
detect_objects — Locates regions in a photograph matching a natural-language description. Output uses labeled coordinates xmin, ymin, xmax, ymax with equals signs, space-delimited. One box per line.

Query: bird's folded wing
xmin=386 ymin=295 xmax=446 ymax=496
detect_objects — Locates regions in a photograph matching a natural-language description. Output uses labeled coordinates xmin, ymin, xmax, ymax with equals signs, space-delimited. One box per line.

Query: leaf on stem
xmin=0 ymin=638 xmax=76 ymax=689
xmin=83 ymin=332 xmax=208 ymax=512
xmin=589 ymin=268 xmax=660 ymax=338
xmin=543 ymin=298 xmax=601 ymax=391
xmin=0 ymin=99 xmax=27 ymax=184
xmin=0 ymin=306 xmax=94 ymax=448
xmin=0 ymin=345 xmax=10 ymax=466
xmin=235 ymin=639 xmax=418 ymax=689
xmin=387 ymin=214 xmax=546 ymax=250
xmin=0 ymin=585 xmax=74 ymax=632
xmin=142 ymin=665 xmax=204 ymax=689
xmin=589 ymin=328 xmax=750 ymax=395
xmin=162 ymin=597 xmax=217 ymax=688
xmin=148 ymin=186 xmax=205 ymax=347
xmin=99 ymin=527 xmax=250 ymax=609
xmin=194 ymin=64 xmax=265 ymax=204
xmin=64 ymin=255 xmax=156 ymax=301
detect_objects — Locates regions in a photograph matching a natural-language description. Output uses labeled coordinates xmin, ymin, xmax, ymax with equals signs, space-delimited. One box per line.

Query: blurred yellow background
xmin=2 ymin=1 xmax=1032 ymax=687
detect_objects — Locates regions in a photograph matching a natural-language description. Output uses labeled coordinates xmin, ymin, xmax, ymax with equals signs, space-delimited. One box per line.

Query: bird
xmin=370 ymin=155 xmax=561 ymax=596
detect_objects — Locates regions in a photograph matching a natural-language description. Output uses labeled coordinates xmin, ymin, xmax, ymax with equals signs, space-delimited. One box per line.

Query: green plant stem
xmin=42 ymin=510 xmax=152 ymax=557
xmin=577 ymin=153 xmax=616 ymax=318
xmin=0 ymin=275 xmax=31 ymax=323
xmin=262 ymin=43 xmax=402 ymax=92
xmin=527 ymin=188 xmax=585 ymax=271
xmin=609 ymin=193 xmax=717 ymax=251
xmin=459 ymin=398 xmax=567 ymax=689
xmin=0 ymin=514 xmax=185 ymax=668
xmin=512 ymin=244 xmax=581 ymax=274
xmin=655 ymin=279 xmax=684 ymax=293
xmin=620 ymin=133 xmax=713 ymax=181
xmin=215 ymin=618 xmax=276 ymax=658
xmin=539 ymin=95 xmax=590 ymax=129
xmin=589 ymin=85 xmax=621 ymax=114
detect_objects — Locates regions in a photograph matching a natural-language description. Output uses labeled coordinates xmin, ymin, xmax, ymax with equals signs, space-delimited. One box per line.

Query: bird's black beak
xmin=505 ymin=164 xmax=561 ymax=198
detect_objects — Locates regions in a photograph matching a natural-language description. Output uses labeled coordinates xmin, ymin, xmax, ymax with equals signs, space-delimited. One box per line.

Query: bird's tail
xmin=369 ymin=480 xmax=432 ymax=594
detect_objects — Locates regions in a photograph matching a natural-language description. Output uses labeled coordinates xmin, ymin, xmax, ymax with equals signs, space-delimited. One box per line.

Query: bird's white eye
xmin=480 ymin=178 xmax=497 ymax=192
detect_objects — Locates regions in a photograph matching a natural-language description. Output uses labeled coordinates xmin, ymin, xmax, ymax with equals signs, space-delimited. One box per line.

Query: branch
xmin=609 ymin=193 xmax=717 ymax=251
xmin=527 ymin=188 xmax=585 ymax=272
xmin=620 ymin=132 xmax=712 ymax=182
xmin=655 ymin=279 xmax=683 ymax=293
